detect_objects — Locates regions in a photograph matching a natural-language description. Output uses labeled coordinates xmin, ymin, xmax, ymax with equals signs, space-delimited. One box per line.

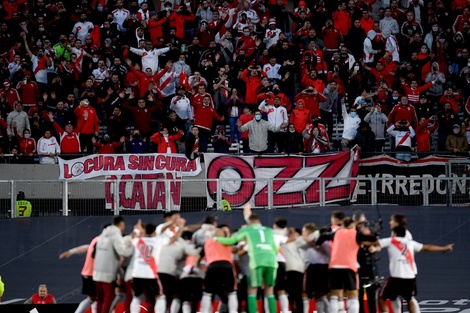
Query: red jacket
xmin=150 ymin=131 xmax=182 ymax=153
xmin=16 ymin=80 xmax=39 ymax=106
xmin=129 ymin=65 xmax=159 ymax=97
xmin=193 ymin=103 xmax=223 ymax=130
xmin=401 ymin=82 xmax=433 ymax=104
xmin=169 ymin=12 xmax=195 ymax=39
xmin=53 ymin=121 xmax=81 ymax=154
xmin=439 ymin=94 xmax=462 ymax=113
xmin=387 ymin=104 xmax=419 ymax=130
xmin=332 ymin=10 xmax=351 ymax=36
xmin=95 ymin=141 xmax=122 ymax=154
xmin=0 ymin=87 xmax=20 ymax=111
xmin=74 ymin=106 xmax=100 ymax=135
xmin=241 ymin=69 xmax=263 ymax=105
xmin=416 ymin=118 xmax=438 ymax=152
xmin=148 ymin=17 xmax=167 ymax=46
xmin=294 ymin=92 xmax=326 ymax=117
xmin=290 ymin=107 xmax=311 ymax=134
xmin=122 ymin=101 xmax=159 ymax=135
xmin=15 ymin=133 xmax=36 ymax=155
xmin=31 ymin=294 xmax=55 ymax=304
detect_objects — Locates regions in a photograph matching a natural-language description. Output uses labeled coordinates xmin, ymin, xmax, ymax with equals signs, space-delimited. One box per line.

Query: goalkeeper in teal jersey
xmin=215 ymin=206 xmax=278 ymax=313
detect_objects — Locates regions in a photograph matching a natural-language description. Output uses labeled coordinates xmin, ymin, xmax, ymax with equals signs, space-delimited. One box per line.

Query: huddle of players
xmin=64 ymin=207 xmax=454 ymax=313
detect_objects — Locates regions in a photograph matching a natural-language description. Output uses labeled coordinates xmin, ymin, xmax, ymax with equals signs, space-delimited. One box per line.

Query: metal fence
xmin=1 ymin=175 xmax=469 ymax=218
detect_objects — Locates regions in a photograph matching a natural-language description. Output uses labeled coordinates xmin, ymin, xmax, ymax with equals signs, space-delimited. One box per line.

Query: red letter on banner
xmin=253 ymin=157 xmax=303 ymax=206
xmin=206 ymin=156 xmax=255 ymax=206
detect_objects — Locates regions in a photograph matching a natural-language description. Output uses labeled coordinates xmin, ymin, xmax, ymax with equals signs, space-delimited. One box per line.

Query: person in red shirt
xmin=24 ymin=284 xmax=56 ymax=304
xmin=294 ymin=86 xmax=327 ymax=118
xmin=301 ymin=70 xmax=326 ymax=93
xmin=122 ymin=94 xmax=160 ymax=139
xmin=74 ymin=99 xmax=100 ymax=154
xmin=400 ymin=78 xmax=434 ymax=105
xmin=13 ymin=123 xmax=36 ymax=163
xmin=15 ymin=71 xmax=40 ymax=109
xmin=150 ymin=127 xmax=184 ymax=153
xmin=127 ymin=60 xmax=159 ymax=98
xmin=147 ymin=14 xmax=168 ymax=46
xmin=332 ymin=3 xmax=351 ymax=37
xmin=193 ymin=95 xmax=224 ymax=152
xmin=240 ymin=65 xmax=264 ymax=112
xmin=92 ymin=134 xmax=124 ymax=154
xmin=439 ymin=86 xmax=462 ymax=113
xmin=387 ymin=96 xmax=419 ymax=130
xmin=238 ymin=106 xmax=254 ymax=153
xmin=321 ymin=19 xmax=344 ymax=55
xmin=236 ymin=26 xmax=256 ymax=57
xmin=48 ymin=112 xmax=81 ymax=155
xmin=290 ymin=99 xmax=311 ymax=134
xmin=169 ymin=5 xmax=196 ymax=40
xmin=416 ymin=115 xmax=439 ymax=153
xmin=0 ymin=81 xmax=20 ymax=111
xmin=360 ymin=10 xmax=374 ymax=33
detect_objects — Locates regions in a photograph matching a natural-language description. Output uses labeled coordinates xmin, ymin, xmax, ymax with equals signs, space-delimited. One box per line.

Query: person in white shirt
xmin=72 ymin=13 xmax=94 ymax=42
xmin=112 ymin=0 xmax=130 ymax=33
xmin=68 ymin=39 xmax=92 ymax=73
xmin=265 ymin=19 xmax=281 ymax=49
xmin=92 ymin=60 xmax=108 ymax=85
xmin=262 ymin=57 xmax=282 ymax=82
xmin=272 ymin=218 xmax=289 ymax=313
xmin=170 ymin=86 xmax=192 ymax=122
xmin=387 ymin=120 xmax=415 ymax=162
xmin=259 ymin=96 xmax=289 ymax=153
xmin=371 ymin=226 xmax=453 ymax=313
xmin=236 ymin=1 xmax=259 ymax=24
xmin=37 ymin=129 xmax=60 ymax=164
xmin=129 ymin=40 xmax=170 ymax=74
xmin=23 ymin=36 xmax=53 ymax=90
xmin=130 ymin=223 xmax=167 ymax=313
xmin=341 ymin=99 xmax=361 ymax=151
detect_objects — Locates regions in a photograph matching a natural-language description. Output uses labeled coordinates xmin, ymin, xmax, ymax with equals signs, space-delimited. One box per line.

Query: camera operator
xmin=353 ymin=210 xmax=381 ymax=313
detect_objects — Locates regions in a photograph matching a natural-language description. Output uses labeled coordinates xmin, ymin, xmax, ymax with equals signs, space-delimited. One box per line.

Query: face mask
xmin=97 ymin=5 xmax=103 ymax=12
xmin=103 ymin=137 xmax=110 ymax=143
xmin=289 ymin=129 xmax=295 ymax=133
xmin=263 ymin=81 xmax=269 ymax=86
xmin=273 ymin=89 xmax=280 ymax=94
xmin=393 ymin=96 xmax=398 ymax=100
xmin=178 ymin=60 xmax=185 ymax=65
xmin=453 ymin=128 xmax=461 ymax=134
xmin=255 ymin=115 xmax=261 ymax=121
xmin=244 ymin=32 xmax=250 ymax=36
xmin=401 ymin=100 xmax=408 ymax=105
xmin=439 ymin=38 xmax=445 ymax=43
xmin=432 ymin=26 xmax=439 ymax=32
xmin=350 ymin=112 xmax=357 ymax=118
xmin=24 ymin=134 xmax=31 ymax=138
xmin=374 ymin=110 xmax=379 ymax=114
xmin=92 ymin=58 xmax=99 ymax=63
xmin=446 ymin=108 xmax=452 ymax=112
xmin=134 ymin=134 xmax=140 ymax=139
xmin=354 ymin=66 xmax=360 ymax=72
xmin=39 ymin=26 xmax=45 ymax=32
xmin=421 ymin=48 xmax=428 ymax=53
xmin=312 ymin=131 xmax=319 ymax=136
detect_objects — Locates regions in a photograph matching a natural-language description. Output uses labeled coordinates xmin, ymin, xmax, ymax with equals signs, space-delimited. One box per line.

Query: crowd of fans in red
xmin=0 ymin=0 xmax=470 ymax=164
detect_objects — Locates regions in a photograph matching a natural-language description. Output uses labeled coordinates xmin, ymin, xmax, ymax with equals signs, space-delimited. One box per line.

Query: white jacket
xmin=130 ymin=47 xmax=170 ymax=74
xmin=37 ymin=136 xmax=60 ymax=164
xmin=258 ymin=101 xmax=288 ymax=128
xmin=342 ymin=105 xmax=361 ymax=140
xmin=363 ymin=30 xmax=378 ymax=63
xmin=387 ymin=125 xmax=415 ymax=148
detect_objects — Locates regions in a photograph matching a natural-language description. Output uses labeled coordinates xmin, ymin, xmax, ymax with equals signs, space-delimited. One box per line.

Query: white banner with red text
xmin=204 ymin=150 xmax=360 ymax=208
xmin=58 ymin=153 xmax=202 ymax=180
xmin=104 ymin=174 xmax=182 ymax=211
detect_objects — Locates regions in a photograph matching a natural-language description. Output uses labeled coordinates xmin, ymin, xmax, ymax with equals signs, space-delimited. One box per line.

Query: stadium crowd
xmin=0 ymin=0 xmax=470 ymax=163
xmin=59 ymin=208 xmax=454 ymax=313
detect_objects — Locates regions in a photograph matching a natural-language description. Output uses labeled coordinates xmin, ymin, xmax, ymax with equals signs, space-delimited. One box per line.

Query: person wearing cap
xmin=446 ymin=123 xmax=468 ymax=155
xmin=74 ymin=98 xmax=100 ymax=154
xmin=170 ymin=86 xmax=192 ymax=126
xmin=264 ymin=18 xmax=281 ymax=49
xmin=48 ymin=112 xmax=81 ymax=156
xmin=382 ymin=29 xmax=400 ymax=62
xmin=0 ymin=80 xmax=20 ymax=110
